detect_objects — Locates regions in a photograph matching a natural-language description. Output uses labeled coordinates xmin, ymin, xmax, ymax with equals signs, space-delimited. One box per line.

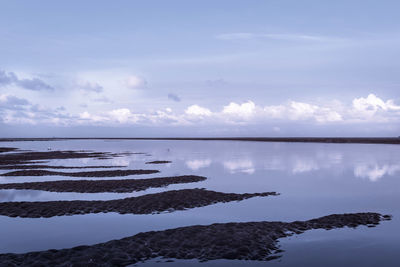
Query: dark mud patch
xmin=0 ymin=189 xmax=277 ymax=218
xmin=145 ymin=161 xmax=172 ymax=164
xmin=0 ymin=175 xmax=206 ymax=193
xmin=0 ymin=147 xmax=18 ymax=153
xmin=0 ymin=213 xmax=391 ymax=266
xmin=0 ymin=165 xmax=126 ymax=170
xmin=1 ymin=169 xmax=159 ymax=177
xmin=0 ymin=150 xmax=134 ymax=166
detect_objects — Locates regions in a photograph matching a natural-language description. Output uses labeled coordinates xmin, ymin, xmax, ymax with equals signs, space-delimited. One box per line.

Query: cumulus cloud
xmin=185 ymin=105 xmax=212 ymax=116
xmin=109 ymin=108 xmax=136 ymax=123
xmin=168 ymin=93 xmax=181 ymax=102
xmin=351 ymin=94 xmax=400 ymax=121
xmin=223 ymin=101 xmax=256 ymax=118
xmin=1 ymin=93 xmax=398 ymax=130
xmin=125 ymin=75 xmax=146 ymax=89
xmin=0 ymin=69 xmax=54 ymax=91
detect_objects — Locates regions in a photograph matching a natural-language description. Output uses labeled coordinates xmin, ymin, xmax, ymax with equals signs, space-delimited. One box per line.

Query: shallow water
xmin=0 ymin=140 xmax=399 ymax=266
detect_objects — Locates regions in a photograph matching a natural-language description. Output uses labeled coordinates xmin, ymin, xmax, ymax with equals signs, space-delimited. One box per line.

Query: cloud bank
xmin=1 ymin=93 xmax=398 ymax=134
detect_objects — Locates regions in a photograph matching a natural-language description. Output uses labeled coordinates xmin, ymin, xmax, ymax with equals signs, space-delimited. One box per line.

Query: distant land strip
xmin=1 ymin=137 xmax=400 ymax=144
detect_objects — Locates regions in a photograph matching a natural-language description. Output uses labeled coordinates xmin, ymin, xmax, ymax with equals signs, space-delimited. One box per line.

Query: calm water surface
xmin=0 ymin=140 xmax=399 ymax=266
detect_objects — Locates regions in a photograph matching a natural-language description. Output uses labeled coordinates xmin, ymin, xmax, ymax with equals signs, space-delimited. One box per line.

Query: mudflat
xmin=0 ymin=175 xmax=206 ymax=193
xmin=0 ymin=213 xmax=391 ymax=266
xmin=0 ymin=189 xmax=278 ymax=218
xmin=1 ymin=169 xmax=159 ymax=177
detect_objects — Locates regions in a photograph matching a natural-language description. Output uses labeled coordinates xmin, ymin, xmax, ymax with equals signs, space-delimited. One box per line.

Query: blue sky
xmin=1 ymin=0 xmax=400 ymax=137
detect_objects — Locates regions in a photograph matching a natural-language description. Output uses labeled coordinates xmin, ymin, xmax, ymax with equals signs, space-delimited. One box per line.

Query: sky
xmin=1 ymin=0 xmax=400 ymax=137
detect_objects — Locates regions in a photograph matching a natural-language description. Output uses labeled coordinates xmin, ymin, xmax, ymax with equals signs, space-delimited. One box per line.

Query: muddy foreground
xmin=0 ymin=213 xmax=391 ymax=266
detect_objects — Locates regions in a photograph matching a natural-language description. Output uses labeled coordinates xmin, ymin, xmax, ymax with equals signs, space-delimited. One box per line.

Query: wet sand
xmin=0 ymin=175 xmax=206 ymax=193
xmin=1 ymin=169 xmax=159 ymax=177
xmin=0 ymin=189 xmax=278 ymax=218
xmin=0 ymin=213 xmax=391 ymax=266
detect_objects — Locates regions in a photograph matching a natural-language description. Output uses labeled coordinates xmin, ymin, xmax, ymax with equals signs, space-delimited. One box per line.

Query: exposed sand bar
xmin=0 ymin=189 xmax=278 ymax=218
xmin=0 ymin=213 xmax=391 ymax=266
xmin=1 ymin=137 xmax=400 ymax=144
xmin=1 ymin=169 xmax=159 ymax=177
xmin=0 ymin=175 xmax=206 ymax=193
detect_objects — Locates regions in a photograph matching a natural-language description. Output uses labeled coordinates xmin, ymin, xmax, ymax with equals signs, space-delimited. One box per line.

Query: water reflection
xmin=223 ymin=159 xmax=255 ymax=174
xmin=291 ymin=159 xmax=320 ymax=174
xmin=354 ymin=164 xmax=400 ymax=182
xmin=186 ymin=159 xmax=212 ymax=171
xmin=0 ymin=189 xmax=42 ymax=202
xmin=0 ymin=140 xmax=399 ymax=261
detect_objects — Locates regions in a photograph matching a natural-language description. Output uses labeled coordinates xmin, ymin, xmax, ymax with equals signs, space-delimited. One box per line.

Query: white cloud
xmin=263 ymin=101 xmax=342 ymax=123
xmin=222 ymin=101 xmax=256 ymax=118
xmin=125 ymin=75 xmax=146 ymax=89
xmin=79 ymin=111 xmax=108 ymax=123
xmin=1 ymin=93 xmax=398 ymax=129
xmin=109 ymin=108 xmax=137 ymax=123
xmin=185 ymin=105 xmax=212 ymax=116
xmin=352 ymin=94 xmax=400 ymax=120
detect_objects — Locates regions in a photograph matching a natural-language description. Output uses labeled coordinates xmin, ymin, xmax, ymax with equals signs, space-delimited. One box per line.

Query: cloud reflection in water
xmin=354 ymin=164 xmax=400 ymax=182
